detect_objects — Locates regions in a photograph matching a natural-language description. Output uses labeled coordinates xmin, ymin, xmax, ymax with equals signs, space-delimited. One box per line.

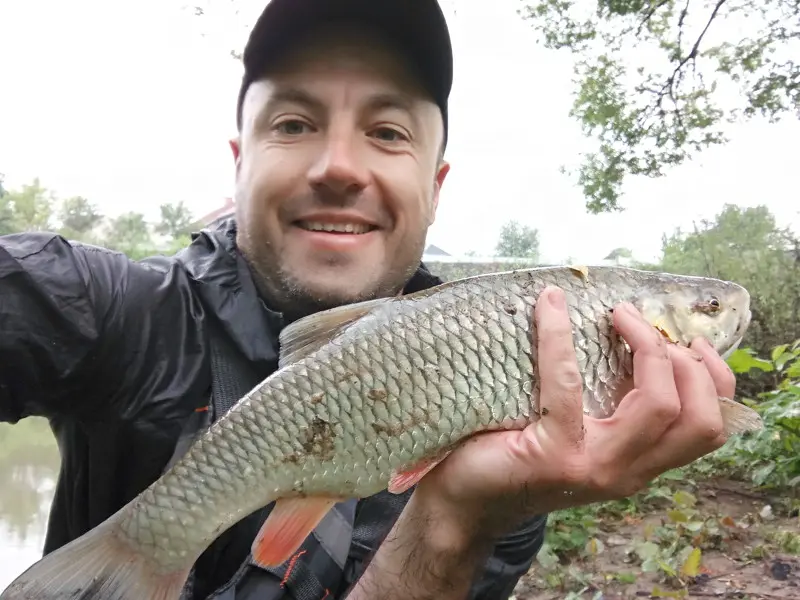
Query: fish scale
xmin=2 ymin=265 xmax=763 ymax=600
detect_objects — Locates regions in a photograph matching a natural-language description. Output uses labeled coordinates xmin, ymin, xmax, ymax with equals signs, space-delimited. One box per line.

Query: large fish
xmin=1 ymin=265 xmax=763 ymax=600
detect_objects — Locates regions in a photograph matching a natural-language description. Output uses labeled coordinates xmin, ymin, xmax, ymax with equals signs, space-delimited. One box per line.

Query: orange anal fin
xmin=251 ymin=497 xmax=341 ymax=568
xmin=388 ymin=450 xmax=454 ymax=494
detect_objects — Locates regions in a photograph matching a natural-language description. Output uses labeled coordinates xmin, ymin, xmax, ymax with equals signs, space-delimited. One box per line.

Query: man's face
xmin=231 ymin=25 xmax=450 ymax=317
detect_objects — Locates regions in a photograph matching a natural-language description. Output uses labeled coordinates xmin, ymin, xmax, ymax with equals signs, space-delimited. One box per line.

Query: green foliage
xmin=649 ymin=203 xmax=800 ymax=395
xmin=0 ymin=177 xmax=200 ymax=259
xmin=1 ymin=178 xmax=56 ymax=233
xmin=103 ymin=211 xmax=152 ymax=256
xmin=520 ymin=0 xmax=800 ymax=212
xmin=712 ymin=341 xmax=800 ymax=491
xmin=535 ymin=337 xmax=799 ymax=595
xmin=58 ymin=196 xmax=103 ymax=240
xmin=156 ymin=200 xmax=199 ymax=240
xmin=494 ymin=219 xmax=541 ymax=260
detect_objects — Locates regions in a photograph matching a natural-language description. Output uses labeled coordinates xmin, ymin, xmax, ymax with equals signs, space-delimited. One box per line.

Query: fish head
xmin=632 ymin=274 xmax=751 ymax=359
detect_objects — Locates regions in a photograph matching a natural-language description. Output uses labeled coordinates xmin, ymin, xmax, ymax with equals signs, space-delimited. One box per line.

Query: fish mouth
xmin=721 ymin=335 xmax=744 ymax=360
xmin=741 ymin=308 xmax=752 ymax=334
xmin=721 ymin=307 xmax=751 ymax=359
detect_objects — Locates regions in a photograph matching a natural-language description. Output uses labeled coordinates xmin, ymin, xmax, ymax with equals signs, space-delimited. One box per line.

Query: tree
xmin=656 ymin=203 xmax=800 ymax=393
xmin=0 ymin=177 xmax=197 ymax=260
xmin=521 ymin=0 xmax=800 ymax=213
xmin=155 ymin=201 xmax=197 ymax=241
xmin=3 ymin=178 xmax=54 ymax=232
xmin=58 ymin=196 xmax=103 ymax=240
xmin=495 ymin=220 xmax=541 ymax=260
xmin=604 ymin=247 xmax=633 ymax=264
xmin=103 ymin=212 xmax=153 ymax=258
xmin=0 ymin=193 xmax=14 ymax=236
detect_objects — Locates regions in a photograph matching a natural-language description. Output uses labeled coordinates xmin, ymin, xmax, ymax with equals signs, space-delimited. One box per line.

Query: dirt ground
xmin=513 ymin=479 xmax=799 ymax=599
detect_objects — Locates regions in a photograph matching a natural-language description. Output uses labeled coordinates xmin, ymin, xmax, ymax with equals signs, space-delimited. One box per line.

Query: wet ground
xmin=515 ymin=479 xmax=799 ymax=599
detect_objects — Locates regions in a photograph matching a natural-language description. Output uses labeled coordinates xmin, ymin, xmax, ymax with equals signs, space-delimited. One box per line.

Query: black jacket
xmin=0 ymin=219 xmax=546 ymax=599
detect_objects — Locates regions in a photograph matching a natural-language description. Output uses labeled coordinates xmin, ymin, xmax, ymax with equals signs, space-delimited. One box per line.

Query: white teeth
xmin=300 ymin=221 xmax=373 ymax=234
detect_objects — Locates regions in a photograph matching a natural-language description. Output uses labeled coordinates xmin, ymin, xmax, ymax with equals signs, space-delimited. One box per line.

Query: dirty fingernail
xmin=686 ymin=348 xmax=704 ymax=361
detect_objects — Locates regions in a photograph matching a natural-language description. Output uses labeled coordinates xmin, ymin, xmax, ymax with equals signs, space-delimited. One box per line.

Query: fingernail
xmin=685 ymin=347 xmax=704 ymax=361
xmin=548 ymin=287 xmax=566 ymax=309
xmin=620 ymin=302 xmax=638 ymax=316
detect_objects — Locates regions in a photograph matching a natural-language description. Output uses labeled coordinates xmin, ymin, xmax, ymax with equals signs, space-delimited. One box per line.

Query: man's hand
xmin=346 ymin=285 xmax=735 ymax=600
xmin=413 ymin=285 xmax=735 ymax=539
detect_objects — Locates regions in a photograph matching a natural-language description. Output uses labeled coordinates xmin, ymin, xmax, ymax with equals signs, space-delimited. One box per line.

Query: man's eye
xmin=371 ymin=127 xmax=407 ymax=142
xmin=275 ymin=120 xmax=309 ymax=135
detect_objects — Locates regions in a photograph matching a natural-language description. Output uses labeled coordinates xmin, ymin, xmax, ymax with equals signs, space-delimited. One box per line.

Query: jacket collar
xmin=176 ymin=218 xmax=443 ymax=367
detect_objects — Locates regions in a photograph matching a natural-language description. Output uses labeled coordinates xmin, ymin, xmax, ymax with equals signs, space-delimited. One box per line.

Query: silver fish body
xmin=0 ymin=265 xmax=760 ymax=600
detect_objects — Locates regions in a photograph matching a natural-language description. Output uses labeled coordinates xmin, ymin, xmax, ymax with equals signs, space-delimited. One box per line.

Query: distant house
xmin=424 ymin=244 xmax=451 ymax=256
xmin=199 ymin=197 xmax=236 ymax=227
xmin=602 ymin=247 xmax=634 ymax=266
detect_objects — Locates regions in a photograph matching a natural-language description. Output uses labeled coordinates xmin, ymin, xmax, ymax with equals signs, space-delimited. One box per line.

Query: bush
xmin=709 ymin=341 xmax=800 ymax=491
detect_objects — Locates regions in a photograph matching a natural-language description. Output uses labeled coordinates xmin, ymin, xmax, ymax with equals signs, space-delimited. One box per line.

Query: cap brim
xmin=236 ymin=0 xmax=453 ymax=143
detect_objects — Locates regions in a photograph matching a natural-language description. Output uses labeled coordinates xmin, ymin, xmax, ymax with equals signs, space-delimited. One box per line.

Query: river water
xmin=0 ymin=418 xmax=61 ymax=590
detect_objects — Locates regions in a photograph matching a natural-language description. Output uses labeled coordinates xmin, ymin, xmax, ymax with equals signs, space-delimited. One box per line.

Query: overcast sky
xmin=0 ymin=0 xmax=797 ymax=264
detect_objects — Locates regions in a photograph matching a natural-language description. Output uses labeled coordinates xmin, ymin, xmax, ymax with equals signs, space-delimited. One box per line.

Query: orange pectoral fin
xmin=388 ymin=449 xmax=454 ymax=494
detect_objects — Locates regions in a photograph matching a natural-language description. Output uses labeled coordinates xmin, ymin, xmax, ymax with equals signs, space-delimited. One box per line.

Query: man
xmin=0 ymin=0 xmax=735 ymax=599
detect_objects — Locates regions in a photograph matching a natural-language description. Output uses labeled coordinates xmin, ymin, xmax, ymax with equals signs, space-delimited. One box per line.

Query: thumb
xmin=532 ymin=286 xmax=586 ymax=447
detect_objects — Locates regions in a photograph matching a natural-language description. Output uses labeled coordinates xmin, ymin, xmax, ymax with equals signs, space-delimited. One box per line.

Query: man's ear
xmin=229 ymin=137 xmax=242 ymax=174
xmin=429 ymin=160 xmax=451 ymax=224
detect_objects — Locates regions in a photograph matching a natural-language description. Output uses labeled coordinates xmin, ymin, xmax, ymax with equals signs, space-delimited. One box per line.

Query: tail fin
xmin=0 ymin=508 xmax=192 ymax=600
xmin=719 ymin=396 xmax=764 ymax=435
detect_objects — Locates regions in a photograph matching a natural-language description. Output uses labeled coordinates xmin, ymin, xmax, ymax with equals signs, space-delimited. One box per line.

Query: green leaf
xmin=681 ymin=548 xmax=702 ymax=577
xmin=536 ymin=543 xmax=560 ymax=569
xmin=752 ymin=463 xmax=776 ymax=486
xmin=641 ymin=556 xmax=660 ymax=572
xmin=771 ymin=344 xmax=788 ymax=362
xmin=659 ymin=469 xmax=685 ymax=481
xmin=673 ymin=489 xmax=697 ymax=507
xmin=787 ymin=360 xmax=800 ymax=379
xmin=668 ymin=509 xmax=689 ymax=523
xmin=636 ymin=541 xmax=661 ymax=561
xmin=726 ymin=349 xmax=774 ymax=374
xmin=686 ymin=521 xmax=705 ymax=532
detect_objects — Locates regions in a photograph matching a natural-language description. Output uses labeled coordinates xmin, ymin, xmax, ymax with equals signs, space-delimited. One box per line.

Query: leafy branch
xmin=520 ymin=0 xmax=800 ymax=212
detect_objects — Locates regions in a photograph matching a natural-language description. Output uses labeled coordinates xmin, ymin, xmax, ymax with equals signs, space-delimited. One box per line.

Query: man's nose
xmin=308 ymin=133 xmax=370 ymax=198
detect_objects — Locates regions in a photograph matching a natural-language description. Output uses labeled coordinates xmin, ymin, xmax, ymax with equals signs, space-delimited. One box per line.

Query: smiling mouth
xmin=295 ymin=220 xmax=377 ymax=235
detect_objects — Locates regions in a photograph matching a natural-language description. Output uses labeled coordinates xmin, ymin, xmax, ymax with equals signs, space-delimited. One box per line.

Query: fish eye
xmin=692 ymin=295 xmax=722 ymax=315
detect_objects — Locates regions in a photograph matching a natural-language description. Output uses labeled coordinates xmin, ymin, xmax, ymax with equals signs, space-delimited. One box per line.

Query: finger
xmin=534 ymin=286 xmax=585 ymax=445
xmin=690 ymin=337 xmax=737 ymax=400
xmin=629 ymin=344 xmax=726 ymax=476
xmin=612 ymin=302 xmax=669 ymax=358
xmin=608 ymin=303 xmax=681 ymax=443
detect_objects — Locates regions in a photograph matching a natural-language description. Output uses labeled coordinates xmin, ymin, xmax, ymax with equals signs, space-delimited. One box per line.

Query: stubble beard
xmin=247 ymin=245 xmax=425 ymax=323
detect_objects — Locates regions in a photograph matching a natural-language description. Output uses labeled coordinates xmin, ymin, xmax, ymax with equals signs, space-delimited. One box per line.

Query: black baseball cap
xmin=235 ymin=0 xmax=454 ymax=148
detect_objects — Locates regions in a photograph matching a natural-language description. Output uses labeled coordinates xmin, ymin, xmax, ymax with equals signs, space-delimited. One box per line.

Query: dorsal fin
xmin=278 ymin=297 xmax=392 ymax=367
